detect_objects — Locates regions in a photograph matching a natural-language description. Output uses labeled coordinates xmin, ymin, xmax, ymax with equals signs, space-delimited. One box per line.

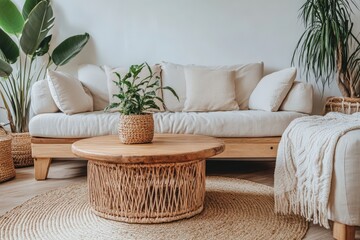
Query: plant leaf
xmin=0 ymin=28 xmax=19 ymax=63
xmin=162 ymin=86 xmax=179 ymax=100
xmin=22 ymin=0 xmax=44 ymax=20
xmin=0 ymin=0 xmax=24 ymax=34
xmin=52 ymin=33 xmax=90 ymax=66
xmin=20 ymin=1 xmax=54 ymax=55
xmin=0 ymin=58 xmax=12 ymax=77
xmin=35 ymin=34 xmax=51 ymax=57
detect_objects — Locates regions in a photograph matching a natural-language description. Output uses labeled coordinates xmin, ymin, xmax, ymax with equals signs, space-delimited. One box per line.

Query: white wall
xmin=0 ymin=0 xmax=349 ymax=123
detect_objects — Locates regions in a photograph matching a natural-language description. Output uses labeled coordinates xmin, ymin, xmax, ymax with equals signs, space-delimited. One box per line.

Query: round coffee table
xmin=72 ymin=134 xmax=225 ymax=223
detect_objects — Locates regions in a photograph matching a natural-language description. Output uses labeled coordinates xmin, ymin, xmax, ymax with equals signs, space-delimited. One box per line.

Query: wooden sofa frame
xmin=31 ymin=136 xmax=356 ymax=240
xmin=31 ymin=136 xmax=281 ymax=180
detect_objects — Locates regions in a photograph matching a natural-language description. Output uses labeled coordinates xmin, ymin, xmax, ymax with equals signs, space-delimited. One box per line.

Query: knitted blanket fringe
xmin=274 ymin=112 xmax=360 ymax=229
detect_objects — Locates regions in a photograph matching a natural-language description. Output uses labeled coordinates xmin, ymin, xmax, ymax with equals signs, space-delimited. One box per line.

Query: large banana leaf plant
xmin=0 ymin=0 xmax=90 ymax=132
xmin=292 ymin=0 xmax=360 ymax=98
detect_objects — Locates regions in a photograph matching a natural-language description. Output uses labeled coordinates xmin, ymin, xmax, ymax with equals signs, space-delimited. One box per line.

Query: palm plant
xmin=0 ymin=0 xmax=90 ymax=133
xmin=293 ymin=0 xmax=360 ymax=98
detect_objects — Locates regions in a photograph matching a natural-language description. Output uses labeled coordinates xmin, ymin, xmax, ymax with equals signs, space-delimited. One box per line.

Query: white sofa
xmin=29 ymin=62 xmax=313 ymax=181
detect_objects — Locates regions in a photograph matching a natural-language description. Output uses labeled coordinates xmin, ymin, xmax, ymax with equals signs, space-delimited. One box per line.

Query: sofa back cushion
xmin=47 ymin=70 xmax=94 ymax=115
xmin=183 ymin=67 xmax=239 ymax=112
xmin=161 ymin=62 xmax=264 ymax=112
xmin=31 ymin=80 xmax=59 ymax=115
xmin=248 ymin=68 xmax=296 ymax=112
xmin=280 ymin=81 xmax=313 ymax=114
xmin=77 ymin=64 xmax=109 ymax=111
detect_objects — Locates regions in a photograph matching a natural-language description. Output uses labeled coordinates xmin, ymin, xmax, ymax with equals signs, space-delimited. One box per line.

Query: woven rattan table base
xmin=88 ymin=159 xmax=206 ymax=223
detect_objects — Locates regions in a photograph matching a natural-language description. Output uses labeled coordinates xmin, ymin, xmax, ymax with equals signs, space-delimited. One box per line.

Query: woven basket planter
xmin=11 ymin=132 xmax=33 ymax=168
xmin=118 ymin=114 xmax=154 ymax=144
xmin=324 ymin=97 xmax=360 ymax=115
xmin=0 ymin=133 xmax=15 ymax=183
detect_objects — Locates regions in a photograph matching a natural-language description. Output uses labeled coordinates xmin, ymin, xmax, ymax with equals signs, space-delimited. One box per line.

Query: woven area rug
xmin=0 ymin=177 xmax=308 ymax=240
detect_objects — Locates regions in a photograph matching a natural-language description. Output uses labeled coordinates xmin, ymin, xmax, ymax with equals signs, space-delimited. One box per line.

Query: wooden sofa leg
xmin=333 ymin=222 xmax=356 ymax=240
xmin=34 ymin=158 xmax=52 ymax=181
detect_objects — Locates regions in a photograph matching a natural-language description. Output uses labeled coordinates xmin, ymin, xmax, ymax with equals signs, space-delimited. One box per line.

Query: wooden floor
xmin=0 ymin=159 xmax=357 ymax=239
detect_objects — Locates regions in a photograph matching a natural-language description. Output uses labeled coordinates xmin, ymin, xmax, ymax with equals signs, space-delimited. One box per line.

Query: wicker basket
xmin=118 ymin=114 xmax=154 ymax=144
xmin=0 ymin=131 xmax=15 ymax=183
xmin=11 ymin=132 xmax=33 ymax=168
xmin=324 ymin=97 xmax=360 ymax=115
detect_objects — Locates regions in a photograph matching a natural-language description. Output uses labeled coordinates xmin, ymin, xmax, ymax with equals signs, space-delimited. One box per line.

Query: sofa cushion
xmin=31 ymin=80 xmax=59 ymax=115
xmin=77 ymin=64 xmax=109 ymax=111
xmin=280 ymin=81 xmax=313 ymax=114
xmin=161 ymin=62 xmax=264 ymax=111
xmin=183 ymin=67 xmax=239 ymax=112
xmin=29 ymin=110 xmax=306 ymax=138
xmin=249 ymin=67 xmax=296 ymax=112
xmin=47 ymin=70 xmax=94 ymax=115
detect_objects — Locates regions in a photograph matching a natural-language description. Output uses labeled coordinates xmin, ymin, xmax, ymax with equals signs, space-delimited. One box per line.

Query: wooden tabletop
xmin=72 ymin=134 xmax=225 ymax=164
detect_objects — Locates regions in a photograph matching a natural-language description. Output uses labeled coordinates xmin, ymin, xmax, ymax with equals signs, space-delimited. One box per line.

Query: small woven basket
xmin=118 ymin=114 xmax=154 ymax=144
xmin=11 ymin=132 xmax=33 ymax=168
xmin=324 ymin=97 xmax=360 ymax=115
xmin=0 ymin=127 xmax=15 ymax=183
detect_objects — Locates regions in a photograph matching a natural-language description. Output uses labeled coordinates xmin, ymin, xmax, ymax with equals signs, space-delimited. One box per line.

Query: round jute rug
xmin=0 ymin=177 xmax=308 ymax=240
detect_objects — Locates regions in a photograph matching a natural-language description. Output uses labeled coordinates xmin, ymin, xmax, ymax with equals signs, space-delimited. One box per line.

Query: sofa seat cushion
xmin=29 ymin=111 xmax=120 ymax=138
xmin=155 ymin=111 xmax=305 ymax=137
xmin=29 ymin=110 xmax=306 ymax=138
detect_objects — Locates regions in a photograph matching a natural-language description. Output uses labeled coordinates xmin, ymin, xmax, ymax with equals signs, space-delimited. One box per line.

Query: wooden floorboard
xmin=1 ymin=159 xmax=357 ymax=239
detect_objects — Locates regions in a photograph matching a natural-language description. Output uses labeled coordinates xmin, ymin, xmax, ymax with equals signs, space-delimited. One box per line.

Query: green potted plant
xmin=0 ymin=0 xmax=90 ymax=166
xmin=106 ymin=63 xmax=178 ymax=144
xmin=293 ymin=0 xmax=360 ymax=114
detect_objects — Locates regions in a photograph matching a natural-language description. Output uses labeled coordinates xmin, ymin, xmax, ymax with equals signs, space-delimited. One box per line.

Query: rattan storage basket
xmin=118 ymin=114 xmax=154 ymax=144
xmin=11 ymin=132 xmax=33 ymax=167
xmin=324 ymin=97 xmax=360 ymax=115
xmin=0 ymin=128 xmax=15 ymax=183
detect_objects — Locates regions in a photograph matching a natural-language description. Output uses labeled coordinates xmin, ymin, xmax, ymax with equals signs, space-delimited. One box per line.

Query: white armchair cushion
xmin=249 ymin=68 xmax=296 ymax=112
xmin=183 ymin=67 xmax=239 ymax=112
xmin=47 ymin=70 xmax=93 ymax=115
xmin=31 ymin=80 xmax=59 ymax=115
xmin=280 ymin=81 xmax=313 ymax=114
xmin=77 ymin=64 xmax=109 ymax=111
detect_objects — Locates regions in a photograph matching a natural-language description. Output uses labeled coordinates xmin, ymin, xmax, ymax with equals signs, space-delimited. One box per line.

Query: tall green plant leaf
xmin=0 ymin=58 xmax=12 ymax=77
xmin=0 ymin=28 xmax=19 ymax=63
xmin=22 ymin=0 xmax=44 ymax=19
xmin=35 ymin=34 xmax=51 ymax=57
xmin=52 ymin=33 xmax=90 ymax=66
xmin=0 ymin=0 xmax=24 ymax=34
xmin=20 ymin=1 xmax=54 ymax=55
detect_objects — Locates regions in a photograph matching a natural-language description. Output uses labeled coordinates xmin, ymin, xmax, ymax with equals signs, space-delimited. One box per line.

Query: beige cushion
xmin=249 ymin=68 xmax=296 ymax=112
xmin=104 ymin=65 xmax=163 ymax=112
xmin=47 ymin=70 xmax=93 ymax=115
xmin=31 ymin=80 xmax=59 ymax=115
xmin=280 ymin=81 xmax=313 ymax=114
xmin=77 ymin=64 xmax=109 ymax=111
xmin=183 ymin=67 xmax=239 ymax=112
xmin=161 ymin=62 xmax=263 ymax=111
xmin=29 ymin=110 xmax=306 ymax=138
xmin=161 ymin=62 xmax=187 ymax=112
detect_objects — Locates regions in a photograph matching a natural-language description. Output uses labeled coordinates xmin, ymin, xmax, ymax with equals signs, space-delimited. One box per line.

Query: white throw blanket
xmin=274 ymin=112 xmax=360 ymax=228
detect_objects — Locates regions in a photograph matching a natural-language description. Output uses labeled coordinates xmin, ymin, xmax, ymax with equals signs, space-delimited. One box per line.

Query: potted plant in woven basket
xmin=293 ymin=0 xmax=360 ymax=114
xmin=106 ymin=63 xmax=178 ymax=144
xmin=0 ymin=0 xmax=90 ymax=167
